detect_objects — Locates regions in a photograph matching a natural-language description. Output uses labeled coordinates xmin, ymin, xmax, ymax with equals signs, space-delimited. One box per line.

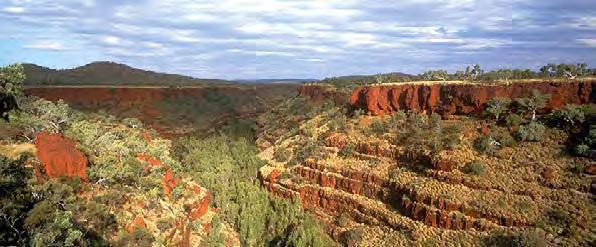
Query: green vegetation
xmin=515 ymin=122 xmax=546 ymax=142
xmin=483 ymin=230 xmax=548 ymax=247
xmin=393 ymin=112 xmax=461 ymax=163
xmin=173 ymin=136 xmax=334 ymax=246
xmin=0 ymin=64 xmax=25 ymax=121
xmin=315 ymin=63 xmax=595 ymax=91
xmin=463 ymin=160 xmax=486 ymax=176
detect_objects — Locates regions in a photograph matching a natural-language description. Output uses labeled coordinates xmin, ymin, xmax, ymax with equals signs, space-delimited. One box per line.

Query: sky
xmin=0 ymin=0 xmax=594 ymax=79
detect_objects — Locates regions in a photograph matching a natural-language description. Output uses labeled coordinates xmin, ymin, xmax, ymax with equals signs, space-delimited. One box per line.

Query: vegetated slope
xmin=23 ymin=62 xmax=232 ymax=86
xmin=1 ymin=64 xmax=336 ymax=246
xmin=25 ymin=83 xmax=298 ymax=137
xmin=1 ymin=96 xmax=239 ymax=246
xmin=256 ymin=82 xmax=595 ymax=246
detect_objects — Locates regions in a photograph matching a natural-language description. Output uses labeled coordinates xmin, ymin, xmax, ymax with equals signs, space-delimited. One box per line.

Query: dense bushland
xmin=173 ymin=136 xmax=335 ymax=246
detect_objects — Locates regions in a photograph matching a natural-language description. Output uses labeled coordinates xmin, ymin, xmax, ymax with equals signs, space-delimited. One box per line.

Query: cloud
xmin=23 ymin=41 xmax=71 ymax=51
xmin=3 ymin=6 xmax=26 ymax=13
xmin=0 ymin=0 xmax=594 ymax=79
xmin=577 ymin=38 xmax=596 ymax=47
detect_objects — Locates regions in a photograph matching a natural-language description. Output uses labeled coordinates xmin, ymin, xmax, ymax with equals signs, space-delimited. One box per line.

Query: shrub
xmin=485 ymin=98 xmax=511 ymax=122
xmin=474 ymin=135 xmax=499 ymax=155
xmin=514 ymin=91 xmax=550 ymax=121
xmin=398 ymin=113 xmax=461 ymax=162
xmin=505 ymin=113 xmax=523 ymax=128
xmin=370 ymin=119 xmax=386 ymax=134
xmin=339 ymin=143 xmax=355 ymax=157
xmin=463 ymin=160 xmax=486 ymax=175
xmin=342 ymin=228 xmax=364 ymax=247
xmin=567 ymin=163 xmax=585 ymax=175
xmin=483 ymin=230 xmax=547 ymax=247
xmin=495 ymin=131 xmax=516 ymax=147
xmin=273 ymin=147 xmax=291 ymax=162
xmin=574 ymin=144 xmax=590 ymax=156
xmin=515 ymin=122 xmax=546 ymax=142
xmin=328 ymin=115 xmax=348 ymax=133
xmin=549 ymin=105 xmax=585 ymax=129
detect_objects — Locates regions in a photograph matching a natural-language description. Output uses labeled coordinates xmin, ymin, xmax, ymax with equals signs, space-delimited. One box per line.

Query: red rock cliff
xmin=349 ymin=81 xmax=596 ymax=116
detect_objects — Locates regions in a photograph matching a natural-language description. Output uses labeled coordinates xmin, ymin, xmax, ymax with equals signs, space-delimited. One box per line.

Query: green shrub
xmin=495 ymin=131 xmax=516 ymax=147
xmin=339 ymin=143 xmax=355 ymax=157
xmin=567 ymin=163 xmax=585 ymax=175
xmin=574 ymin=144 xmax=590 ymax=156
xmin=463 ymin=160 xmax=486 ymax=175
xmin=505 ymin=113 xmax=523 ymax=127
xmin=485 ymin=98 xmax=511 ymax=122
xmin=370 ymin=119 xmax=386 ymax=134
xmin=549 ymin=105 xmax=585 ymax=129
xmin=515 ymin=122 xmax=546 ymax=142
xmin=398 ymin=113 xmax=461 ymax=162
xmin=483 ymin=230 xmax=547 ymax=247
xmin=474 ymin=135 xmax=499 ymax=155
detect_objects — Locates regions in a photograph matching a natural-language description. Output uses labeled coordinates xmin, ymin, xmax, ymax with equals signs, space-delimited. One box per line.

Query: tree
xmin=471 ymin=64 xmax=483 ymax=80
xmin=515 ymin=91 xmax=550 ymax=121
xmin=421 ymin=70 xmax=449 ymax=81
xmin=0 ymin=64 xmax=25 ymax=121
xmin=485 ymin=98 xmax=512 ymax=122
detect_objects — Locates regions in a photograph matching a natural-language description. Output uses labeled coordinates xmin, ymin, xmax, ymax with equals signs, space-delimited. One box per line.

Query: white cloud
xmin=576 ymin=38 xmax=596 ymax=47
xmin=3 ymin=6 xmax=26 ymax=13
xmin=23 ymin=41 xmax=71 ymax=51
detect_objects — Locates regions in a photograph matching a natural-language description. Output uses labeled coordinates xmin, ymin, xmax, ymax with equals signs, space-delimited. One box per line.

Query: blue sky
xmin=0 ymin=0 xmax=594 ymax=79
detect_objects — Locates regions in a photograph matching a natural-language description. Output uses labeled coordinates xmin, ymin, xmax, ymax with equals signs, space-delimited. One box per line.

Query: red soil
xmin=35 ymin=132 xmax=88 ymax=181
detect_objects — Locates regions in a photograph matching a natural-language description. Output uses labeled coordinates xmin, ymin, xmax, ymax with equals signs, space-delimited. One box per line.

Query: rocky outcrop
xmin=298 ymin=85 xmax=349 ymax=105
xmin=35 ymin=132 xmax=88 ymax=181
xmin=260 ymin=160 xmax=526 ymax=232
xmin=349 ymin=81 xmax=596 ymax=116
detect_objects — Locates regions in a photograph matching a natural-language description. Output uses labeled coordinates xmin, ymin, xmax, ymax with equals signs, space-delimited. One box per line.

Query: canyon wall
xmin=25 ymin=84 xmax=297 ymax=136
xmin=300 ymin=81 xmax=596 ymax=116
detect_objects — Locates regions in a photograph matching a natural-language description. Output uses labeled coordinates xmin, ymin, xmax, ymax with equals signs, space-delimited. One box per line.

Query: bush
xmin=505 ymin=113 xmax=523 ymax=128
xmin=485 ymin=98 xmax=511 ymax=122
xmin=515 ymin=122 xmax=546 ymax=142
xmin=370 ymin=119 xmax=386 ymax=134
xmin=495 ymin=131 xmax=516 ymax=147
xmin=273 ymin=147 xmax=291 ymax=162
xmin=339 ymin=143 xmax=355 ymax=157
xmin=463 ymin=160 xmax=486 ymax=175
xmin=474 ymin=135 xmax=499 ymax=155
xmin=342 ymin=228 xmax=364 ymax=247
xmin=483 ymin=230 xmax=547 ymax=247
xmin=398 ymin=113 xmax=461 ymax=162
xmin=549 ymin=105 xmax=585 ymax=129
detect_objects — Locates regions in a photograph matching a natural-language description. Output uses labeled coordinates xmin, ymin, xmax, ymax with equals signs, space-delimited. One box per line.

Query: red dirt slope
xmin=35 ymin=132 xmax=88 ymax=180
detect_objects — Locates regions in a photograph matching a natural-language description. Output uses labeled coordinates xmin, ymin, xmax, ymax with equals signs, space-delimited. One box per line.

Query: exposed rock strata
xmin=340 ymin=81 xmax=596 ymax=116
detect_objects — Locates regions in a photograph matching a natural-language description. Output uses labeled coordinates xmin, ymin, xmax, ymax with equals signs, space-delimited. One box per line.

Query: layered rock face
xmin=35 ymin=132 xmax=88 ymax=180
xmin=347 ymin=81 xmax=596 ymax=116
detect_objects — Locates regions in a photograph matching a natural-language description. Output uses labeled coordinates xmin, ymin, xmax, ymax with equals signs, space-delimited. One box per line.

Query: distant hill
xmin=23 ymin=62 xmax=233 ymax=86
